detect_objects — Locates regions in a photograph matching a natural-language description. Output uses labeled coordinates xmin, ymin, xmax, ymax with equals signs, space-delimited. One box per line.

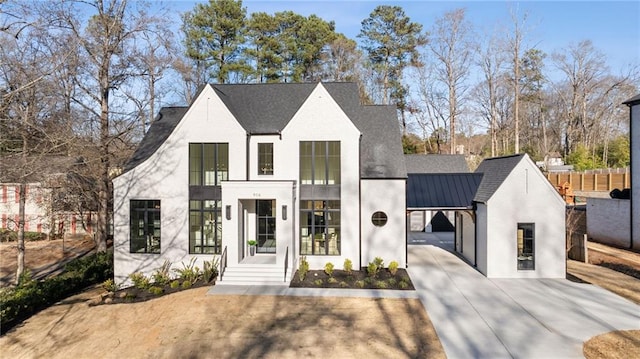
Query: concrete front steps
xmin=218 ymin=264 xmax=292 ymax=286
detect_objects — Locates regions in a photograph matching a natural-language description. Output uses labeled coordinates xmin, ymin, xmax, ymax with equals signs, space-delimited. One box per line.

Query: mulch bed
xmin=289 ymin=268 xmax=415 ymax=290
xmin=91 ymin=280 xmax=213 ymax=305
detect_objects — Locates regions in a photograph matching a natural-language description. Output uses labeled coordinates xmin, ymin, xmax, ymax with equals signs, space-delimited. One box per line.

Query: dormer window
xmin=258 ymin=143 xmax=274 ymax=175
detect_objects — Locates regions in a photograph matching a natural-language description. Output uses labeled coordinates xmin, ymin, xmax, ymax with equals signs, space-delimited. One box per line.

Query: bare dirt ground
xmin=0 ymin=286 xmax=446 ymax=359
xmin=0 ymin=237 xmax=96 ymax=287
xmin=567 ymin=242 xmax=640 ymax=357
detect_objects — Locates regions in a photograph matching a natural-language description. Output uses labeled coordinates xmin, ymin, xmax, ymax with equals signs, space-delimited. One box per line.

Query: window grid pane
xmin=300 ymin=200 xmax=340 ymax=256
xmin=130 ymin=200 xmax=161 ymax=254
xmin=517 ymin=223 xmax=535 ymax=270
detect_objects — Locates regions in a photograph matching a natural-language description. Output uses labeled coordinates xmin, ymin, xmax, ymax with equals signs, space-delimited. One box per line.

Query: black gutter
xmin=246 ymin=133 xmax=250 ymax=181
xmin=473 ymin=201 xmax=478 ymax=268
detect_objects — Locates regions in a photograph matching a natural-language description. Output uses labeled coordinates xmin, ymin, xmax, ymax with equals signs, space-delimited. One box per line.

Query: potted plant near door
xmin=248 ymin=240 xmax=257 ymax=256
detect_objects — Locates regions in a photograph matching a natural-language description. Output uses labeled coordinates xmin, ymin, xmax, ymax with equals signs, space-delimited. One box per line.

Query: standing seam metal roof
xmin=407 ymin=173 xmax=483 ymax=209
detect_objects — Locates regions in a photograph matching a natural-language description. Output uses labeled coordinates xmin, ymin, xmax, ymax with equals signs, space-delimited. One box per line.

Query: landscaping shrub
xmin=170 ymin=280 xmax=180 ymax=289
xmin=375 ymin=281 xmax=388 ymax=289
xmin=151 ymin=260 xmax=172 ymax=286
xmin=324 ymin=262 xmax=334 ymax=277
xmin=327 ymin=277 xmax=338 ymax=284
xmin=148 ymin=286 xmax=164 ymax=295
xmin=313 ymin=279 xmax=323 ymax=286
xmin=181 ymin=280 xmax=192 ymax=289
xmin=355 ymin=280 xmax=365 ymax=288
xmin=367 ymin=262 xmax=378 ymax=277
xmin=0 ymin=250 xmax=113 ymax=333
xmin=202 ymin=257 xmax=220 ymax=283
xmin=388 ymin=261 xmax=399 ymax=276
xmin=0 ymin=229 xmax=47 ymax=242
xmin=173 ymin=258 xmax=201 ymax=283
xmin=102 ymin=279 xmax=119 ymax=292
xmin=298 ymin=256 xmax=309 ymax=281
xmin=343 ymin=258 xmax=353 ymax=274
xmin=129 ymin=272 xmax=151 ymax=290
xmin=373 ymin=256 xmax=384 ymax=269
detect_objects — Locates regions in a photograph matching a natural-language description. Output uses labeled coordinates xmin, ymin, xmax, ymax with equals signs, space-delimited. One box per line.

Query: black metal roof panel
xmin=405 ymin=154 xmax=469 ymax=173
xmin=473 ymin=154 xmax=525 ymax=203
xmin=407 ymin=173 xmax=483 ymax=209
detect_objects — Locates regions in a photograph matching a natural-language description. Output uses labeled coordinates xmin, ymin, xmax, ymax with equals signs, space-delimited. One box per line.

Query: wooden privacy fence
xmin=567 ymin=233 xmax=588 ymax=262
xmin=547 ymin=169 xmax=630 ymax=192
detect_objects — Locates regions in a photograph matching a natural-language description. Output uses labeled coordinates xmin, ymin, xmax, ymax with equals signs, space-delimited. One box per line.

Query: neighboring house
xmin=407 ymin=154 xmax=566 ymax=279
xmin=0 ymin=156 xmax=96 ymax=237
xmin=405 ymin=154 xmax=469 ymax=232
xmin=113 ymin=82 xmax=407 ymax=285
xmin=624 ymin=94 xmax=640 ymax=246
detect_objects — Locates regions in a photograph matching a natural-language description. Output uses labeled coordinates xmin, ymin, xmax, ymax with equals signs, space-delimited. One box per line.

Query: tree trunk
xmin=96 ymin=63 xmax=110 ymax=253
xmin=15 ymin=183 xmax=26 ymax=284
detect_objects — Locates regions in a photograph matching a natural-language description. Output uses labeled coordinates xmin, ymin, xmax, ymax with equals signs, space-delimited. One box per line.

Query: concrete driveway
xmin=407 ymin=232 xmax=640 ymax=359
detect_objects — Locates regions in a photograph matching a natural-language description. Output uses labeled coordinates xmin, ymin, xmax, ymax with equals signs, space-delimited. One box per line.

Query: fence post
xmin=594 ymin=174 xmax=598 ymax=191
xmin=580 ymin=173 xmax=585 ymax=191
xmin=583 ymin=234 xmax=588 ymax=263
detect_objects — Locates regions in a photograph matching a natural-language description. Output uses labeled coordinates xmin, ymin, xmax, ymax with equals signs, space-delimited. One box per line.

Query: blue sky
xmin=165 ymin=0 xmax=640 ymax=76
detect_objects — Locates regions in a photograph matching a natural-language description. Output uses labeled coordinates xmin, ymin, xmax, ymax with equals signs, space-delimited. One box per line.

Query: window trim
xmin=300 ymin=200 xmax=340 ymax=256
xmin=189 ymin=200 xmax=222 ymax=255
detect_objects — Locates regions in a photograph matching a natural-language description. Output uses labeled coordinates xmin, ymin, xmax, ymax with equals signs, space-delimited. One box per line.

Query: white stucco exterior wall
xmin=587 ymin=198 xmax=631 ymax=247
xmin=475 ymin=204 xmax=488 ymax=275
xmin=113 ymin=85 xmax=247 ymax=283
xmin=457 ymin=211 xmax=476 ymax=265
xmin=483 ymin=157 xmax=566 ymax=278
xmin=281 ymin=84 xmax=361 ymax=270
xmin=360 ymin=179 xmax=407 ymax=268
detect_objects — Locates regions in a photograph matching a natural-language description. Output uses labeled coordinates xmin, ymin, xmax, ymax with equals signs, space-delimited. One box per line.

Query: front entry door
xmin=256 ymin=200 xmax=276 ymax=253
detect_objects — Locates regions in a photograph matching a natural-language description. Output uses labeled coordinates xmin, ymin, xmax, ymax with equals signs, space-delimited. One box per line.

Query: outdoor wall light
xmin=225 ymin=205 xmax=231 ymax=220
xmin=282 ymin=205 xmax=287 ymax=220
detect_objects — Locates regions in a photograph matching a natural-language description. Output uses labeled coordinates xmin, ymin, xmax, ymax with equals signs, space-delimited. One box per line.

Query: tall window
xmin=258 ymin=143 xmax=273 ymax=175
xmin=190 ymin=200 xmax=222 ymax=254
xmin=300 ymin=200 xmax=340 ymax=255
xmin=130 ymin=200 xmax=161 ymax=254
xmin=189 ymin=143 xmax=228 ymax=186
xmin=300 ymin=141 xmax=340 ymax=185
xmin=517 ymin=223 xmax=535 ymax=270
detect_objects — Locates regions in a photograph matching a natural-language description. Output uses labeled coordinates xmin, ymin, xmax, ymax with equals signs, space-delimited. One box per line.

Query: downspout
xmin=358 ymin=134 xmax=362 ymax=270
xmin=246 ymin=133 xmax=251 ymax=181
xmin=405 ymin=178 xmax=408 ymax=268
xmin=629 ymin=104 xmax=634 ymax=249
xmin=473 ymin=202 xmax=478 ymax=268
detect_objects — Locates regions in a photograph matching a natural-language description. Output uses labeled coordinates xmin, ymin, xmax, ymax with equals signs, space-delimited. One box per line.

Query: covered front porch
xmin=219 ymin=181 xmax=297 ymax=285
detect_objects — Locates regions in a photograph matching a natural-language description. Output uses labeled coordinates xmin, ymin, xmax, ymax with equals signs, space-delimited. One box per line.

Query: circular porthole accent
xmin=371 ymin=211 xmax=388 ymax=227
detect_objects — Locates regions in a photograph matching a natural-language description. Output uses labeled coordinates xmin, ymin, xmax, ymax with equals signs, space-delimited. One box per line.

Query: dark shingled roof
xmin=623 ymin=94 xmax=640 ymax=106
xmin=473 ymin=154 xmax=525 ymax=203
xmin=404 ymin=154 xmax=469 ymax=174
xmin=124 ymin=107 xmax=188 ymax=172
xmin=122 ymin=83 xmax=406 ymax=178
xmin=407 ymin=173 xmax=483 ymax=209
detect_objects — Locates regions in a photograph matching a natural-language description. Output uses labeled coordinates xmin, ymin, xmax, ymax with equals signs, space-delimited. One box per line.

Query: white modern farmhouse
xmin=113 ymin=82 xmax=407 ymax=284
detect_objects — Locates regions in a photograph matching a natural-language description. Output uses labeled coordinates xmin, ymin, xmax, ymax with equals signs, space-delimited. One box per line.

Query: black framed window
xmin=130 ymin=200 xmax=160 ymax=254
xmin=258 ymin=143 xmax=273 ymax=175
xmin=189 ymin=143 xmax=228 ymax=186
xmin=189 ymin=200 xmax=222 ymax=254
xmin=300 ymin=141 xmax=340 ymax=185
xmin=517 ymin=223 xmax=535 ymax=270
xmin=300 ymin=200 xmax=340 ymax=255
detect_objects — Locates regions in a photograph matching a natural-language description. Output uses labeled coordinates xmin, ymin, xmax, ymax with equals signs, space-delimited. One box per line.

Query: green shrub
xmin=148 ymin=286 xmax=164 ymax=295
xmin=202 ymin=257 xmax=220 ymax=283
xmin=324 ymin=262 xmax=334 ymax=277
xmin=399 ymin=279 xmax=409 ymax=289
xmin=173 ymin=258 xmax=201 ymax=283
xmin=367 ymin=262 xmax=378 ymax=277
xmin=124 ymin=293 xmax=137 ymax=302
xmin=170 ymin=280 xmax=180 ymax=289
xmin=343 ymin=259 xmax=353 ymax=274
xmin=327 ymin=277 xmax=338 ymax=284
xmin=387 ymin=278 xmax=397 ymax=286
xmin=388 ymin=261 xmax=399 ymax=276
xmin=181 ymin=280 xmax=192 ymax=289
xmin=129 ymin=272 xmax=150 ymax=290
xmin=151 ymin=260 xmax=172 ymax=286
xmin=102 ymin=279 xmax=119 ymax=292
xmin=375 ymin=281 xmax=388 ymax=289
xmin=313 ymin=279 xmax=323 ymax=286
xmin=298 ymin=256 xmax=309 ymax=281
xmin=373 ymin=257 xmax=384 ymax=269
xmin=0 ymin=229 xmax=47 ymax=242
xmin=0 ymin=250 xmax=113 ymax=333
xmin=339 ymin=281 xmax=349 ymax=288
xmin=364 ymin=277 xmax=374 ymax=285
xmin=355 ymin=280 xmax=365 ymax=288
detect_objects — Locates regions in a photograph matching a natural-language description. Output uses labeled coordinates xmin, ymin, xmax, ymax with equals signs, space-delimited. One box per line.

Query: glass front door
xmin=256 ymin=200 xmax=276 ymax=253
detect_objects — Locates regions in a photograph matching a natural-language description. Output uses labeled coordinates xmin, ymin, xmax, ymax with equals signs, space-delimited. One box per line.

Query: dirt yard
xmin=0 ymin=237 xmax=96 ymax=286
xmin=0 ymin=286 xmax=446 ymax=359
